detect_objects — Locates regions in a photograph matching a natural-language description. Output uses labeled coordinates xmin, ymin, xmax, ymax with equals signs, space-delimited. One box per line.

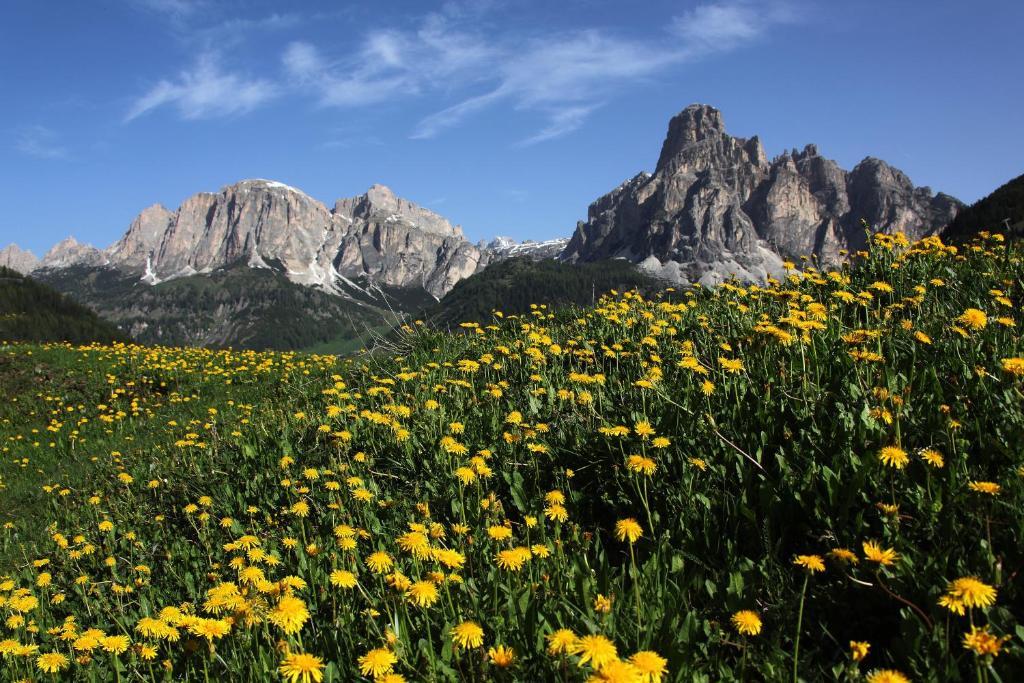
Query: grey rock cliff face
xmin=102 ymin=180 xmax=491 ymax=298
xmin=0 ymin=244 xmax=39 ymax=274
xmin=562 ymin=104 xmax=962 ymax=284
xmin=38 ymin=237 xmax=107 ymax=270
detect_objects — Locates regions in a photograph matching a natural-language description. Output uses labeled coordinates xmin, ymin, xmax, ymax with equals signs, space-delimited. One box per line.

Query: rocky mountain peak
xmin=90 ymin=179 xmax=497 ymax=299
xmin=337 ymin=185 xmax=461 ymax=238
xmin=655 ymin=104 xmax=728 ymax=171
xmin=365 ymin=183 xmax=397 ymax=206
xmin=230 ymin=179 xmax=310 ymax=196
xmin=40 ymin=236 xmax=106 ymax=270
xmin=564 ymin=103 xmax=963 ymax=285
xmin=0 ymin=243 xmax=40 ymax=274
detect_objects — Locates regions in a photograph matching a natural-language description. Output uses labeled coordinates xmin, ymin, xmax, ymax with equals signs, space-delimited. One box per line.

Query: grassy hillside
xmin=34 ymin=264 xmax=431 ymax=352
xmin=428 ymin=257 xmax=661 ymax=328
xmin=944 ymin=172 xmax=1024 ymax=241
xmin=0 ymin=232 xmax=1022 ymax=681
xmin=0 ymin=266 xmax=127 ymax=344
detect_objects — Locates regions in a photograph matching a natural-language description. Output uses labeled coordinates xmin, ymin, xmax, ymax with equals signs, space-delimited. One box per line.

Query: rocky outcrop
xmin=329 ymin=184 xmax=492 ymax=298
xmin=98 ymin=180 xmax=493 ymax=298
xmin=0 ymin=244 xmax=39 ymax=274
xmin=106 ymin=204 xmax=173 ymax=272
xmin=38 ymin=237 xmax=107 ymax=270
xmin=484 ymin=236 xmax=570 ymax=260
xmin=562 ymin=104 xmax=962 ymax=284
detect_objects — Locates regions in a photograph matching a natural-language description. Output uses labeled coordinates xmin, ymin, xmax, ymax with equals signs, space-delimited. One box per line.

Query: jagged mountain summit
xmin=562 ymin=104 xmax=962 ymax=284
xmin=10 ymin=180 xmax=567 ymax=350
xmin=484 ymin=236 xmax=570 ymax=260
xmin=0 ymin=244 xmax=39 ymax=274
xmin=39 ymin=237 xmax=107 ymax=270
xmin=17 ymin=180 xmax=568 ymax=302
xmin=97 ymin=180 xmax=490 ymax=299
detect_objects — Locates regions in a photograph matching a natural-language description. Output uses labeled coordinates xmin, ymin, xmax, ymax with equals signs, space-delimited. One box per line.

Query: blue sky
xmin=1 ymin=0 xmax=1021 ymax=255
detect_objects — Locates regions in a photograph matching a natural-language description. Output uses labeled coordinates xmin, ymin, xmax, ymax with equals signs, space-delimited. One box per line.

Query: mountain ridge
xmin=17 ymin=179 xmax=561 ymax=301
xmin=562 ymin=104 xmax=962 ymax=284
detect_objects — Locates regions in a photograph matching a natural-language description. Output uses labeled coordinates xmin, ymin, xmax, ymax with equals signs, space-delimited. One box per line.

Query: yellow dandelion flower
xmin=962 ymin=625 xmax=1009 ymax=657
xmin=919 ymin=448 xmax=944 ymax=468
xmin=626 ymin=455 xmax=657 ymax=476
xmin=358 ymin=648 xmax=397 ymax=678
xmin=329 ymin=570 xmax=357 ymax=589
xmin=268 ymin=595 xmax=309 ymax=635
xmin=544 ymin=504 xmax=569 ymax=523
xmin=866 ymin=670 xmax=910 ymax=683
xmin=451 ymin=621 xmax=484 ymax=649
xmin=279 ymin=652 xmax=325 ymax=683
xmin=589 ymin=659 xmax=643 ymax=682
xmin=1001 ymin=357 xmax=1024 ymax=376
xmin=614 ymin=518 xmax=643 ymax=544
xmin=488 ymin=644 xmax=516 ymax=668
xmin=862 ymin=540 xmax=898 ymax=566
xmin=406 ymin=580 xmax=439 ymax=608
xmin=495 ymin=547 xmax=532 ymax=572
xmin=957 ymin=308 xmax=987 ymax=330
xmin=968 ymin=481 xmax=1001 ymax=495
xmin=878 ymin=446 xmax=909 ymax=469
xmin=546 ymin=628 xmax=577 ymax=655
xmin=36 ymin=651 xmax=69 ymax=674
xmin=793 ymin=555 xmax=825 ymax=573
xmin=849 ymin=641 xmax=870 ymax=661
xmin=944 ymin=577 xmax=997 ymax=610
xmin=731 ymin=610 xmax=762 ymax=636
xmin=630 ymin=650 xmax=668 ymax=683
xmin=366 ymin=551 xmax=394 ymax=574
xmin=100 ymin=634 xmax=130 ymax=655
xmin=718 ymin=357 xmax=744 ymax=374
xmin=573 ymin=634 xmax=618 ymax=669
xmin=828 ymin=548 xmax=859 ymax=565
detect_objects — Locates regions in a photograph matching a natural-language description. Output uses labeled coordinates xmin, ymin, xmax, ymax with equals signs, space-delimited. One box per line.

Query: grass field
xmin=1 ymin=232 xmax=1022 ymax=681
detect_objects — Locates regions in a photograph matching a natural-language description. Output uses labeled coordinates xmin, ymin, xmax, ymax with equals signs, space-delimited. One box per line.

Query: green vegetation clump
xmin=944 ymin=172 xmax=1024 ymax=241
xmin=0 ymin=266 xmax=128 ymax=344
xmin=34 ymin=264 xmax=433 ymax=352
xmin=428 ymin=257 xmax=660 ymax=327
xmin=0 ymin=233 xmax=1022 ymax=681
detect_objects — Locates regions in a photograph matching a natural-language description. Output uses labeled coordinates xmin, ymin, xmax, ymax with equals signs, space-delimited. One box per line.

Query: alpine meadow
xmin=3 ymin=2 xmax=1024 ymax=682
xmin=1 ymin=232 xmax=1022 ymax=681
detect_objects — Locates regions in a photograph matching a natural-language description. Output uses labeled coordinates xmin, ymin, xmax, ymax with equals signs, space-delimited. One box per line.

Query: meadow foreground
xmin=1 ymin=233 xmax=1022 ymax=681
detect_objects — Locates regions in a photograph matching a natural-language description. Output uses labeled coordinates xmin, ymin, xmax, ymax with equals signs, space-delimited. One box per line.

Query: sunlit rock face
xmin=562 ymin=104 xmax=961 ymax=284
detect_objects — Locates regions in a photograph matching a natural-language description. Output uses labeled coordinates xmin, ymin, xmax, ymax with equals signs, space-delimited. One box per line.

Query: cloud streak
xmin=125 ymin=53 xmax=278 ymax=121
xmin=126 ymin=1 xmax=795 ymax=143
xmin=15 ymin=126 xmax=68 ymax=159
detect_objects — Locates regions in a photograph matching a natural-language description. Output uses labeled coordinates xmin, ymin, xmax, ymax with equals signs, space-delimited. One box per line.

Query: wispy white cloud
xmin=191 ymin=13 xmax=302 ymax=49
xmin=128 ymin=0 xmax=204 ymax=20
xmin=407 ymin=2 xmax=793 ymax=143
xmin=15 ymin=125 xmax=68 ymax=159
xmin=671 ymin=1 xmax=795 ymax=50
xmin=126 ymin=1 xmax=795 ymax=142
xmin=283 ymin=41 xmax=412 ymax=108
xmin=125 ymin=53 xmax=278 ymax=121
xmin=517 ymin=105 xmax=601 ymax=146
xmin=283 ymin=12 xmax=496 ymax=110
xmin=410 ymin=90 xmax=505 ymax=140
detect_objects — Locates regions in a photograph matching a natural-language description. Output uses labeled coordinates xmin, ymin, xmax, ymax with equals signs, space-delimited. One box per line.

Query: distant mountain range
xmin=0 ymin=182 xmax=566 ymax=349
xmin=2 ymin=181 xmax=564 ymax=298
xmin=562 ymin=104 xmax=962 ymax=284
xmin=3 ymin=103 xmax=1007 ymax=350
